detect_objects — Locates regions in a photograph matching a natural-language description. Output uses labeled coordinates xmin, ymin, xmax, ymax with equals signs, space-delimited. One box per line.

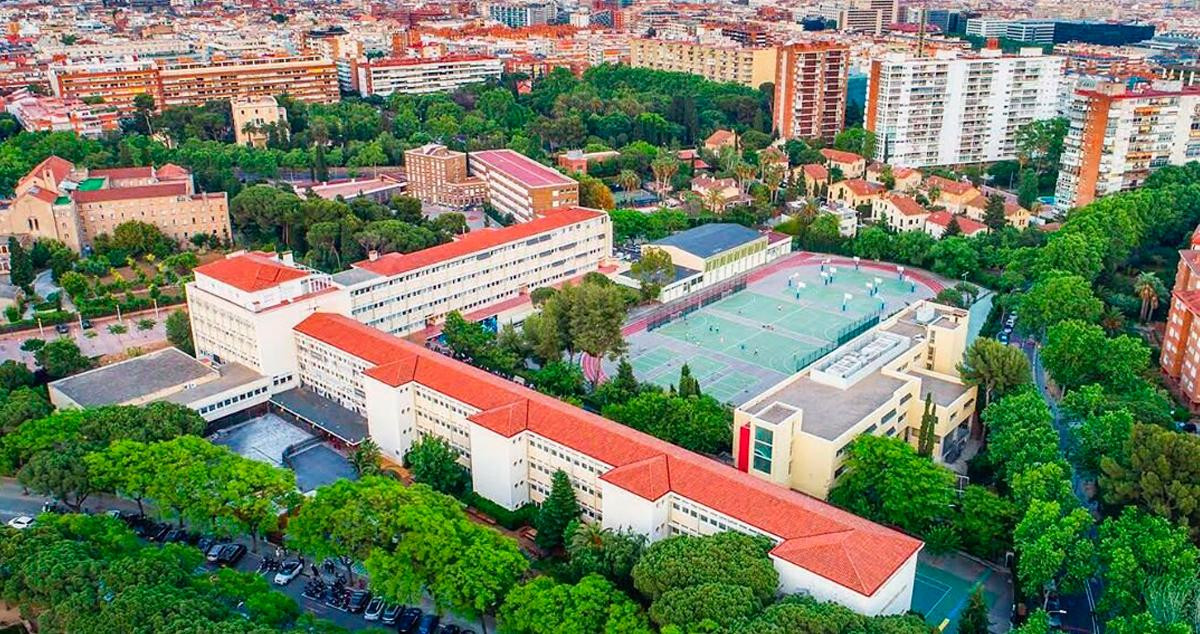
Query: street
xmin=1020 ymin=335 xmax=1101 ymax=634
xmin=0 ymin=309 xmax=170 ymax=365
xmin=0 ymin=478 xmax=490 ymax=632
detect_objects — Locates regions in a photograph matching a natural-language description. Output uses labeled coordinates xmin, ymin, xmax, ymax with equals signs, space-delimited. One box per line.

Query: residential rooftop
xmin=651 ymin=223 xmax=763 ymax=259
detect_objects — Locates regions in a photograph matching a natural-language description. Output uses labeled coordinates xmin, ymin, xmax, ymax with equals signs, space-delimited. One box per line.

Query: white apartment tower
xmin=865 ymin=48 xmax=1065 ymax=168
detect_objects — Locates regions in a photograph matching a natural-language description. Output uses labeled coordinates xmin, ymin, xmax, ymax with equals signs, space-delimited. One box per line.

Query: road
xmin=1020 ymin=335 xmax=1101 ymax=634
xmin=0 ymin=309 xmax=169 ymax=365
xmin=0 ymin=478 xmax=489 ymax=633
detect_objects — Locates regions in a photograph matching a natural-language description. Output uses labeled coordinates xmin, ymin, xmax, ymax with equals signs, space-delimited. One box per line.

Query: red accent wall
xmin=736 ymin=426 xmax=750 ymax=472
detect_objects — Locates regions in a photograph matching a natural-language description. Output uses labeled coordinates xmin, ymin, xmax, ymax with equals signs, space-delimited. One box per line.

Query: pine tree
xmin=957 ymin=586 xmax=991 ymax=634
xmin=613 ymin=358 xmax=638 ymax=394
xmin=313 ymin=143 xmax=329 ymax=183
xmin=917 ymin=394 xmax=937 ymax=458
xmin=8 ymin=237 xmax=33 ymax=291
xmin=535 ymin=470 xmax=580 ymax=551
xmin=983 ymin=194 xmax=1008 ymax=231
xmin=943 ymin=215 xmax=963 ymax=238
xmin=678 ymin=364 xmax=701 ymax=397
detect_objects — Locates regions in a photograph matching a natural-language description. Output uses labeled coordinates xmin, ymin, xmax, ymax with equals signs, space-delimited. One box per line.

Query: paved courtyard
xmin=211 ymin=413 xmax=357 ymax=493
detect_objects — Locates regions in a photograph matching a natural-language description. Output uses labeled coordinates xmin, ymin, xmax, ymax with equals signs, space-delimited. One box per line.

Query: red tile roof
xmin=966 ymin=194 xmax=1025 ymax=216
xmin=292 ymin=312 xmax=922 ymax=597
xmin=470 ymin=149 xmax=577 ymax=188
xmin=29 ymin=187 xmax=59 ymax=204
xmin=839 ymin=179 xmax=884 ymax=197
xmin=802 ymin=164 xmax=828 ymax=180
xmin=193 ymin=252 xmax=310 ymax=292
xmin=352 ymin=207 xmax=605 ymax=278
xmin=821 ymin=148 xmax=864 ymax=165
xmin=926 ymin=211 xmax=987 ymax=235
xmin=1176 ymin=289 xmax=1200 ymax=315
xmin=705 ymin=129 xmax=737 ymax=146
xmin=885 ymin=193 xmax=927 ymax=216
xmin=73 ymin=182 xmax=188 ymax=203
xmin=20 ymin=155 xmax=73 ymax=189
xmin=156 ymin=163 xmax=190 ymax=180
xmin=925 ymin=175 xmax=976 ymax=197
xmin=90 ymin=166 xmax=154 ymax=180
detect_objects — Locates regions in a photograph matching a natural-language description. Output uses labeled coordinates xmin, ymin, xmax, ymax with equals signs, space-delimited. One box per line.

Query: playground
xmin=913 ymin=552 xmax=1012 ymax=633
xmin=616 ymin=253 xmax=942 ymax=405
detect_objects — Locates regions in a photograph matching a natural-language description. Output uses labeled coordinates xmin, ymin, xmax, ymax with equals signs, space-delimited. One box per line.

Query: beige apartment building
xmin=734 ymin=301 xmax=976 ymax=498
xmin=1 ymin=156 xmax=231 ymax=253
xmin=404 ymin=144 xmax=487 ymax=208
xmin=231 ymin=95 xmax=288 ymax=148
xmin=49 ymin=55 xmax=338 ymax=114
xmin=629 ymin=39 xmax=778 ymax=88
xmin=773 ymin=42 xmax=850 ymax=143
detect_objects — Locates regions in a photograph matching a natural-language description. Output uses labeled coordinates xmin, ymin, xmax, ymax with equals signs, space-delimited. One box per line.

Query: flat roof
xmin=748 ymin=372 xmax=908 ymax=441
xmin=50 ymin=347 xmax=215 ymax=407
xmin=271 ymin=387 xmax=369 ymax=445
xmin=652 ymin=223 xmax=764 ymax=259
xmin=471 ymin=149 xmax=577 ymax=188
xmin=163 ymin=362 xmax=265 ymax=405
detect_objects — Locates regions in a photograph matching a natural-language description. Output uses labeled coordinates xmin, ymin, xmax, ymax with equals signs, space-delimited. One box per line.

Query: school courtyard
xmin=610 ymin=252 xmax=946 ymax=406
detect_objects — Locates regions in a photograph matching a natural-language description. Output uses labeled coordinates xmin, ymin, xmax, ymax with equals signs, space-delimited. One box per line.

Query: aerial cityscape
xmin=0 ymin=0 xmax=1192 ymax=632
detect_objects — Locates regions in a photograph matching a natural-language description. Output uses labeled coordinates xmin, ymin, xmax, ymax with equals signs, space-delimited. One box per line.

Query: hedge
xmin=460 ymin=491 xmax=537 ymax=531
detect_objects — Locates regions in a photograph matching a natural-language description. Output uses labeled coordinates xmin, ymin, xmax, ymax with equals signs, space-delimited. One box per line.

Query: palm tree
xmin=350 ymin=438 xmax=381 ymax=476
xmin=616 ymin=169 xmax=640 ymax=193
xmin=1134 ymin=272 xmax=1164 ymax=323
xmin=704 ymin=188 xmax=726 ymax=214
xmin=762 ymin=163 xmax=785 ymax=204
xmin=568 ymin=521 xmax=609 ymax=552
xmin=799 ymin=196 xmax=820 ymax=220
xmin=650 ymin=155 xmax=679 ymax=200
xmin=733 ymin=162 xmax=757 ymax=194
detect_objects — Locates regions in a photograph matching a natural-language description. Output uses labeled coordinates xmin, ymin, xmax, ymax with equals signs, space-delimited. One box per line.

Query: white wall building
xmin=865 ymin=48 xmax=1065 ymax=167
xmin=355 ymin=55 xmax=503 ymax=97
xmin=288 ymin=311 xmax=923 ymax=616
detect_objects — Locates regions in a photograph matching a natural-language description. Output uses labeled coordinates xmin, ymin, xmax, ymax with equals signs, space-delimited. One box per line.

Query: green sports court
xmin=913 ymin=556 xmax=1010 ymax=633
xmin=618 ymin=255 xmax=941 ymax=405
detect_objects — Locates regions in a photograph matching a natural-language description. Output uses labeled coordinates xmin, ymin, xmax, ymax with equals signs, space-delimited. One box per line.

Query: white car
xmin=6 ymin=516 xmax=34 ymax=530
xmin=273 ymin=559 xmax=303 ymax=585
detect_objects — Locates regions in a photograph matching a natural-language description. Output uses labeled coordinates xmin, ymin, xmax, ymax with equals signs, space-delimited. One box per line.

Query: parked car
xmin=998 ymin=332 xmax=1009 ymax=344
xmin=396 ymin=608 xmax=422 ymax=633
xmin=148 ymin=523 xmax=173 ymax=542
xmin=416 ymin=613 xmax=440 ymax=634
xmin=381 ymin=603 xmax=402 ymax=625
xmin=55 ymin=323 xmax=70 ymax=335
xmin=363 ymin=597 xmax=385 ymax=621
xmin=164 ymin=529 xmax=198 ymax=544
xmin=274 ymin=559 xmax=303 ymax=585
xmin=347 ymin=590 xmax=371 ymax=614
xmin=6 ymin=516 xmax=34 ymax=530
xmin=208 ymin=543 xmax=246 ymax=565
xmin=436 ymin=624 xmax=462 ymax=634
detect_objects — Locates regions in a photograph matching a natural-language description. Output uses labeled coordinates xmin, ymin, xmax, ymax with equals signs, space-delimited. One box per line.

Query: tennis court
xmin=913 ymin=559 xmax=1005 ymax=633
xmin=618 ymin=256 xmax=939 ymax=405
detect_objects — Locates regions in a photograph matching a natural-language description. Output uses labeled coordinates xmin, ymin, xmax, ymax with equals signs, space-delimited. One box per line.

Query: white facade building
xmin=355 ymin=56 xmax=503 ymax=97
xmin=288 ymin=311 xmax=923 ymax=616
xmin=865 ymin=48 xmax=1065 ymax=167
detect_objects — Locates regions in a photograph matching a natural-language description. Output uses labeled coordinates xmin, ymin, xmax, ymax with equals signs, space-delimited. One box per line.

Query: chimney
xmin=368 ymin=250 xmax=380 ymax=261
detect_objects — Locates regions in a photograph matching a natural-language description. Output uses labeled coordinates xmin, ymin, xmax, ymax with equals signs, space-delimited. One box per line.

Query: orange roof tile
xmin=926 ymin=211 xmax=987 ymax=235
xmin=820 ymin=148 xmax=864 ymax=165
xmin=802 ymin=164 xmax=828 ymax=180
xmin=353 ymin=207 xmax=605 ymax=278
xmin=73 ymin=182 xmax=188 ymax=203
xmin=291 ymin=312 xmax=922 ymax=597
xmin=90 ymin=166 xmax=154 ymax=180
xmin=925 ymin=175 xmax=976 ymax=197
xmin=19 ymin=155 xmax=73 ymax=189
xmin=840 ymin=179 xmax=885 ymax=197
xmin=194 ymin=252 xmax=310 ymax=292
xmin=886 ymin=193 xmax=926 ymax=216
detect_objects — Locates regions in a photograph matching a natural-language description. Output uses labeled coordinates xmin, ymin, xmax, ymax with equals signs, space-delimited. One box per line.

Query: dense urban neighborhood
xmin=0 ymin=1 xmax=1194 ymax=634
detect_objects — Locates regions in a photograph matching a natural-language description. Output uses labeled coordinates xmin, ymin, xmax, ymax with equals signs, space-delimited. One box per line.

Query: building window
xmin=752 ymin=426 xmax=773 ymax=474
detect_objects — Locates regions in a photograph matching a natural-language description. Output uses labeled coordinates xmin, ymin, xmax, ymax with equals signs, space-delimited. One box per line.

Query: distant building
xmin=404 ymin=144 xmax=487 ymax=208
xmin=3 ymin=88 xmax=120 ymax=138
xmin=0 ymin=156 xmax=230 ymax=253
xmin=773 ymin=42 xmax=850 ymax=143
xmin=627 ymin=223 xmax=792 ymax=302
xmin=1055 ymin=81 xmax=1200 ymax=210
xmin=354 ymin=55 xmax=503 ymax=97
xmin=629 ymin=39 xmax=777 ymax=88
xmin=468 ymin=149 xmax=580 ymax=223
xmin=489 ymin=2 xmax=555 ymax=27
xmin=231 ymin=95 xmax=288 ymax=148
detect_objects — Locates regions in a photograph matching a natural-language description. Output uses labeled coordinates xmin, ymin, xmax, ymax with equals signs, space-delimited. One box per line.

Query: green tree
xmin=916 ymin=393 xmax=936 ymax=457
xmin=677 ymin=364 xmax=701 ymax=398
xmin=8 ymin=236 xmax=33 ymax=290
xmin=828 ymin=435 xmax=955 ymax=534
xmin=1102 ymin=424 xmax=1200 ymax=538
xmin=18 ymin=441 xmax=93 ymax=510
xmin=981 ymin=390 xmax=1058 ymax=483
xmin=602 ymin=391 xmax=732 ymax=454
xmin=85 ymin=440 xmax=157 ymax=516
xmin=1041 ymin=320 xmax=1108 ymax=390
xmin=1071 ymin=408 xmax=1132 ymax=476
xmin=1097 ymin=507 xmax=1199 ymax=617
xmin=958 ymin=586 xmax=991 ymax=634
xmin=649 ymin=582 xmax=762 ymax=629
xmin=0 ymin=386 xmax=50 ymax=434
xmin=955 ymin=484 xmax=1018 ymax=561
xmin=1018 ymin=168 xmax=1041 ymax=210
xmin=1010 ymin=461 xmax=1076 ymax=509
xmin=565 ymin=521 xmax=646 ymax=587
xmin=1018 ymin=273 xmax=1103 ymax=336
xmin=350 ymin=437 xmax=382 ymax=476
xmin=1013 ymin=499 xmax=1095 ymax=597
xmin=928 ymin=236 xmax=978 ymax=279
xmin=497 ymin=574 xmax=651 ymax=634
xmin=567 ymin=281 xmax=629 ymax=364
xmin=34 ymin=337 xmax=91 ymax=379
xmin=957 ymin=337 xmax=1031 ymax=410
xmin=531 ymin=361 xmax=585 ymax=399
xmin=631 ymin=531 xmax=779 ymax=604
xmin=983 ymin=194 xmax=1008 ymax=231
xmin=630 ymin=247 xmax=673 ymax=300
xmin=165 ymin=310 xmax=194 ymax=355
xmin=535 ymin=470 xmax=580 ymax=551
xmin=405 ymin=435 xmax=469 ymax=496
